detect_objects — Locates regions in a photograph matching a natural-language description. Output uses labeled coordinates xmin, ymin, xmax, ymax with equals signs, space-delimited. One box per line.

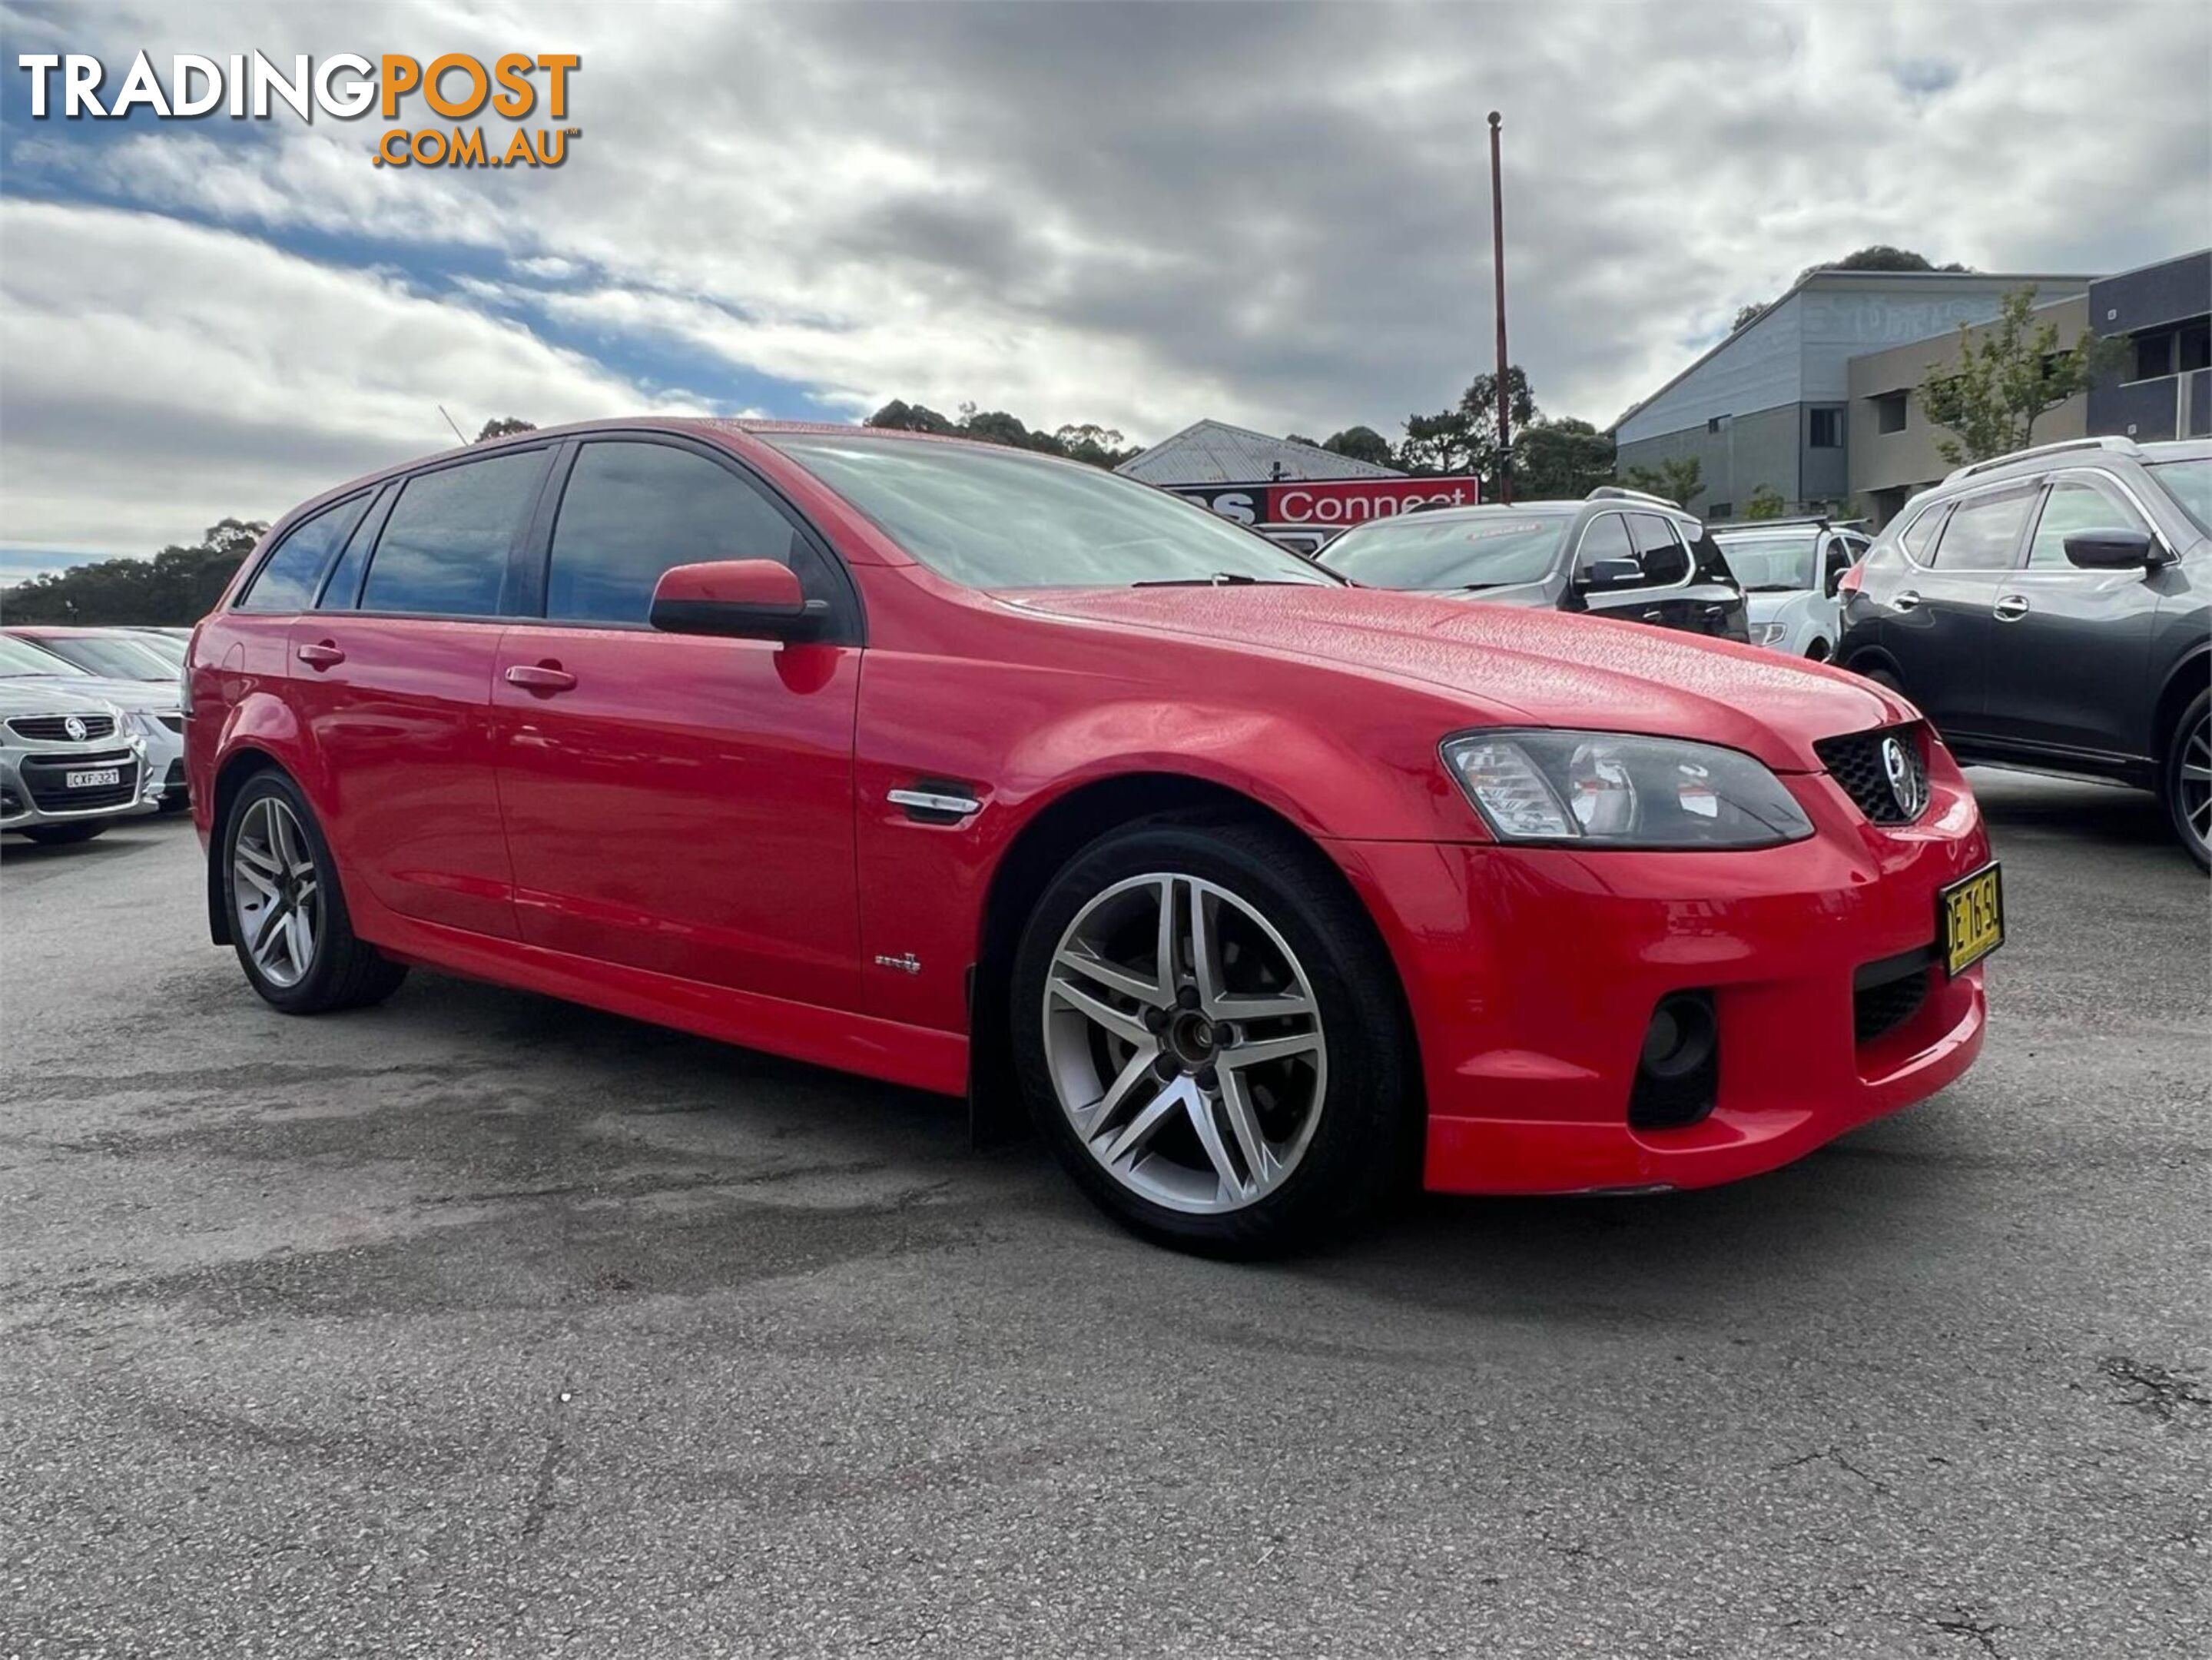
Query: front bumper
xmin=0 ymin=744 xmax=158 ymax=829
xmin=1329 ymin=758 xmax=1991 ymax=1195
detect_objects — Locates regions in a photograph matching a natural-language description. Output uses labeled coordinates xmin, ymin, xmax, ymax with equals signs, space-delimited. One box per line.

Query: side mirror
xmin=2063 ymin=530 xmax=2167 ymax=571
xmin=1822 ymin=560 xmax=1849 ymax=599
xmin=648 ymin=559 xmax=827 ymax=640
xmin=1577 ymin=556 xmax=1643 ymax=589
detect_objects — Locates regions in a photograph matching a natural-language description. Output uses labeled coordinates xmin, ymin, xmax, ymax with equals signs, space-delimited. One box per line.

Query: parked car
xmin=1316 ymin=487 xmax=1750 ymax=642
xmin=0 ymin=632 xmax=188 ymax=812
xmin=2 ymin=686 xmax=155 ymax=844
xmin=190 ymin=420 xmax=1995 ymax=1254
xmin=1712 ymin=520 xmax=1869 ymax=660
xmin=1836 ymin=436 xmax=2211 ymax=869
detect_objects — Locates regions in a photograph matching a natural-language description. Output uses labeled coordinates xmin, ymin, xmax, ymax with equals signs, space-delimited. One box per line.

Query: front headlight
xmin=1441 ymin=730 xmax=1815 ymax=849
xmin=1755 ymin=621 xmax=1789 ymax=647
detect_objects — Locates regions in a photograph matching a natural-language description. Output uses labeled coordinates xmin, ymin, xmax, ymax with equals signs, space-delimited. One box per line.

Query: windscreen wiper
xmin=1131 ymin=572 xmax=1277 ymax=587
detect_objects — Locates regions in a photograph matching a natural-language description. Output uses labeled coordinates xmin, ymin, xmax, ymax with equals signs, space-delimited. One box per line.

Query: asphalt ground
xmin=2 ymin=769 xmax=2206 ymax=1658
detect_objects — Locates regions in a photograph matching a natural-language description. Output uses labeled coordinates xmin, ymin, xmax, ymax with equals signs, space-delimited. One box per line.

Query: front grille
xmin=18 ymin=749 xmax=140 ymax=812
xmin=7 ymin=713 xmax=117 ymax=742
xmin=1816 ymin=724 xmax=1930 ymax=825
xmin=1853 ymin=953 xmax=1932 ymax=1046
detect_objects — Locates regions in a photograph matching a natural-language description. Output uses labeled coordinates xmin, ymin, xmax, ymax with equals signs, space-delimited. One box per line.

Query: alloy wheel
xmin=1042 ymin=872 xmax=1327 ymax=1214
xmin=2180 ymin=709 xmax=2212 ymax=859
xmin=232 ymin=796 xmax=322 ymax=988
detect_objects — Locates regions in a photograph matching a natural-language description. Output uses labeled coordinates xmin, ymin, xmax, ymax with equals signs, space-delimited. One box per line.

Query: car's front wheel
xmin=2164 ymin=690 xmax=2210 ymax=873
xmin=1010 ymin=815 xmax=1414 ymax=1257
xmin=224 ymin=771 xmax=408 ymax=1012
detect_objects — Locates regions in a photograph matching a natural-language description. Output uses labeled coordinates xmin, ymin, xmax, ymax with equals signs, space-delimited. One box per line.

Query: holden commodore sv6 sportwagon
xmin=187 ymin=420 xmax=2000 ymax=1254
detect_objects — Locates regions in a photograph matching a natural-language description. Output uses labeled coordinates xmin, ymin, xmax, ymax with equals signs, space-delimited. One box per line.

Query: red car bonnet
xmin=1000 ymin=584 xmax=1915 ymax=775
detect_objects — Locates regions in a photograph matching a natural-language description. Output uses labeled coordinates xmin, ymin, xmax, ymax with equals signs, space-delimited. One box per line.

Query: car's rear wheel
xmin=224 ymin=772 xmax=408 ymax=1012
xmin=1010 ymin=815 xmax=1413 ymax=1257
xmin=18 ymin=821 xmax=108 ymax=845
xmin=2164 ymin=690 xmax=2210 ymax=873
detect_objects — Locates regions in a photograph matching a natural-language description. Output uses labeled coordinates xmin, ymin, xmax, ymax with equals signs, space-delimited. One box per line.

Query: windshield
xmin=1317 ymin=512 xmax=1570 ymax=589
xmin=0 ymin=634 xmax=91 ymax=678
xmin=128 ymin=632 xmax=188 ymax=669
xmin=28 ymin=634 xmax=174 ymax=679
xmin=2148 ymin=458 xmax=2212 ymax=536
xmin=763 ymin=433 xmax=1335 ymax=589
xmin=1713 ymin=533 xmax=1821 ymax=592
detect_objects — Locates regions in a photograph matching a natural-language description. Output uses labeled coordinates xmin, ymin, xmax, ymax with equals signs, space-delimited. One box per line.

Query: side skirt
xmin=360 ymin=908 xmax=970 ymax=1098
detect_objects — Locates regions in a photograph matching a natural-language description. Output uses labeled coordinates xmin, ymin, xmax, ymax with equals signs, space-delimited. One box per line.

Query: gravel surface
xmin=3 ymin=769 xmax=2206 ymax=1658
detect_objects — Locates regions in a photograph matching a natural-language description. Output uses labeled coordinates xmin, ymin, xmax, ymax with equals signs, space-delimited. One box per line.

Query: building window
xmin=1809 ymin=407 xmax=1843 ymax=448
xmin=1706 ymin=415 xmax=1727 ymax=434
xmin=2134 ymin=330 xmax=2177 ymax=381
xmin=1873 ymin=391 xmax=1909 ymax=435
xmin=2183 ymin=320 xmax=2211 ymax=374
xmin=1707 ymin=501 xmax=1733 ymax=520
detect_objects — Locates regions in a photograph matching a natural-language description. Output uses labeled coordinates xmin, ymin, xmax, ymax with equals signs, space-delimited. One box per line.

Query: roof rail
xmin=1587 ymin=484 xmax=1679 ymax=509
xmin=1715 ymin=515 xmax=1832 ymax=532
xmin=1942 ymin=435 xmax=2144 ymax=484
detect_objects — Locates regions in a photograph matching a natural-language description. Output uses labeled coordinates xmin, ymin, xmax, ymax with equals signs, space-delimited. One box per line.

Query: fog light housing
xmin=1629 ymin=991 xmax=1719 ymax=1130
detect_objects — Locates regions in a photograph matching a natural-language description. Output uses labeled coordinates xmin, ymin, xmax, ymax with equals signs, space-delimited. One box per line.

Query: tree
xmin=475 ymin=417 xmax=536 ymax=442
xmin=1919 ymin=286 xmax=2128 ymax=466
xmin=1398 ymin=367 xmax=1536 ymax=489
xmin=1516 ymin=417 xmax=1615 ymax=500
xmin=1622 ymin=456 xmax=1704 ymax=509
xmin=1052 ymin=423 xmax=1140 ymax=469
xmin=1743 ymin=484 xmax=1787 ymax=520
xmin=1322 ymin=426 xmax=1395 ymax=469
xmin=0 ymin=516 xmax=270 ymax=625
xmin=866 ymin=399 xmax=958 ymax=434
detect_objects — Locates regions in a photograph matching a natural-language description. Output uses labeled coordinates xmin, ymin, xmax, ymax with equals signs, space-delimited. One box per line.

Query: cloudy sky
xmin=2 ymin=0 xmax=2207 ymax=576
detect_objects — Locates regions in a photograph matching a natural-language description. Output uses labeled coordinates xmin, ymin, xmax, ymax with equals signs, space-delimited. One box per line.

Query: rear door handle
xmin=295 ymin=641 xmax=345 ymax=669
xmin=1993 ymin=594 xmax=2030 ymax=622
xmin=505 ymin=663 xmax=578 ymax=693
xmin=1640 ymin=609 xmax=1663 ymax=622
xmin=1892 ymin=590 xmax=1922 ymax=613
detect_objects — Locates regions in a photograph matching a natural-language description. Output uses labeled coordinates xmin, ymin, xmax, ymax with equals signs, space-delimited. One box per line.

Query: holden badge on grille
xmin=62 ymin=715 xmax=87 ymax=742
xmin=1882 ymin=735 xmax=1926 ymax=819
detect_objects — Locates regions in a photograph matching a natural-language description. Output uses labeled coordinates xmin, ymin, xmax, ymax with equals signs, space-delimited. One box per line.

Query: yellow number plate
xmin=1939 ymin=863 xmax=2005 ymax=978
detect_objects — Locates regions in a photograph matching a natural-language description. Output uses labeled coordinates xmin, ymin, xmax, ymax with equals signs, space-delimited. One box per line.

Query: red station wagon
xmin=187 ymin=420 xmax=1999 ymax=1253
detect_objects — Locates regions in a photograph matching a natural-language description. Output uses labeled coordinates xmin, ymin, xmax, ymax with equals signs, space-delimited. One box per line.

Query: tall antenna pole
xmin=437 ymin=404 xmax=469 ymax=445
xmin=1487 ymin=110 xmax=1511 ymax=506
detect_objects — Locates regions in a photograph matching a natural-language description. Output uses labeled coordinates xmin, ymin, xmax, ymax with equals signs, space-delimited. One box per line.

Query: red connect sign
xmin=1170 ymin=476 xmax=1481 ymax=529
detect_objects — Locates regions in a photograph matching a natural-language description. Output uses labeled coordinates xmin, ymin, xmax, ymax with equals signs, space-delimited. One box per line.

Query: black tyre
xmin=18 ymin=821 xmax=109 ymax=845
xmin=1010 ymin=814 xmax=1414 ymax=1257
xmin=1861 ymin=663 xmax=1905 ymax=695
xmin=2164 ymin=689 xmax=2210 ymax=874
xmin=222 ymin=770 xmax=408 ymax=1013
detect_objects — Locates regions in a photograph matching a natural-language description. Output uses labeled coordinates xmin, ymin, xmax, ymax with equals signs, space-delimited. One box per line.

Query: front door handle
xmin=1640 ymin=609 xmax=1663 ymax=622
xmin=505 ymin=662 xmax=578 ymax=694
xmin=295 ymin=641 xmax=345 ymax=669
xmin=1993 ymin=594 xmax=2031 ymax=622
xmin=1892 ymin=589 xmax=1922 ymax=613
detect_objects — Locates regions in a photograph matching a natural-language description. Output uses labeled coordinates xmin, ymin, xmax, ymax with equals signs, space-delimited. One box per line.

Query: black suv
xmin=1836 ymin=437 xmax=2212 ymax=868
xmin=1318 ymin=487 xmax=1749 ymax=643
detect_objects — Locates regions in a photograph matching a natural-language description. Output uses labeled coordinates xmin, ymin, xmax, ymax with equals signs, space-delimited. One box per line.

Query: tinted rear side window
xmin=546 ymin=441 xmax=808 ymax=623
xmin=237 ymin=495 xmax=370 ymax=613
xmin=360 ymin=452 xmax=546 ymax=617
xmin=1930 ymin=487 xmax=2035 ymax=570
